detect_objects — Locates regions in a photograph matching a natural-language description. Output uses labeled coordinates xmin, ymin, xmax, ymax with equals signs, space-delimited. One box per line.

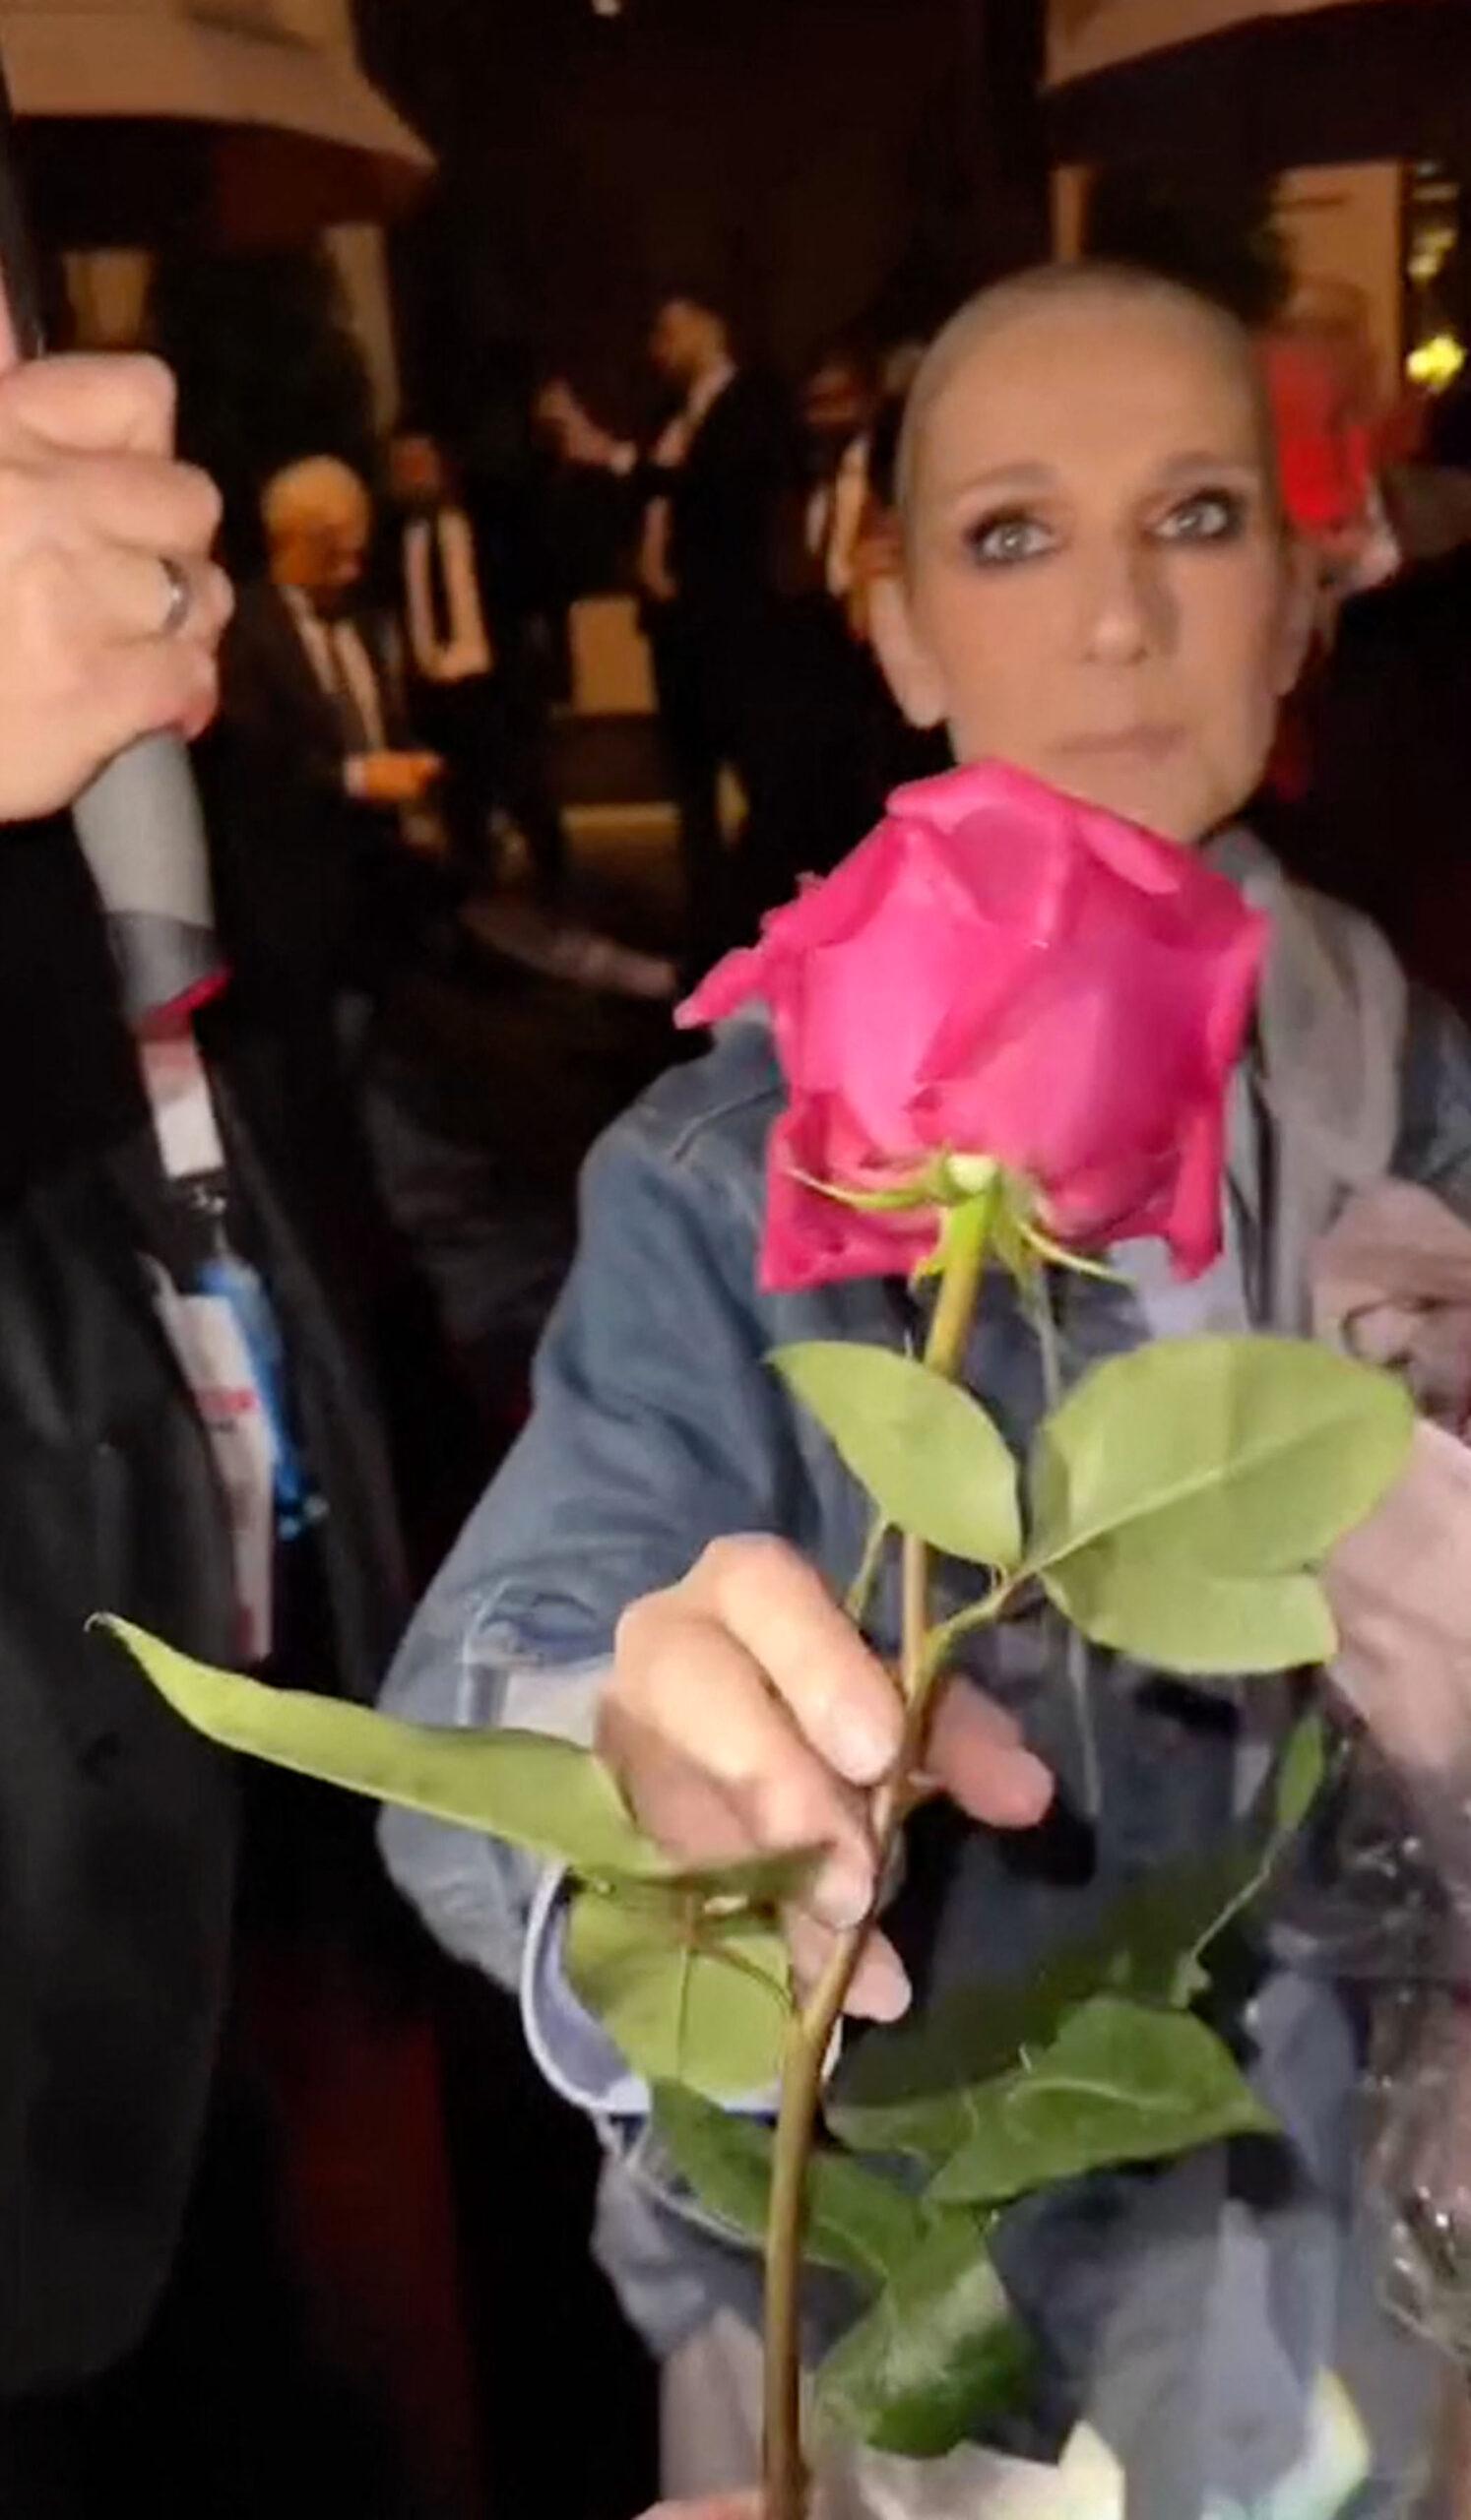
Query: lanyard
xmin=137 ymin=1027 xmax=319 ymax=1662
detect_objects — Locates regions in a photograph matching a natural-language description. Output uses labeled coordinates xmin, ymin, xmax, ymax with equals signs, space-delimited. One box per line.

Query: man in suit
xmin=388 ymin=426 xmax=572 ymax=904
xmin=544 ymin=290 xmax=806 ymax=974
xmin=222 ymin=457 xmax=447 ymax=1016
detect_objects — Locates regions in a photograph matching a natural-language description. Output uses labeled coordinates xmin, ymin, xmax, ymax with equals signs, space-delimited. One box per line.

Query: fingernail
xmin=850 ymin=1944 xmax=912 ymax=2024
xmin=813 ymin=1858 xmax=873 ymax=1931
xmin=830 ymin=1708 xmax=897 ymax=1788
xmin=1000 ymin=1750 xmax=1055 ymax=1824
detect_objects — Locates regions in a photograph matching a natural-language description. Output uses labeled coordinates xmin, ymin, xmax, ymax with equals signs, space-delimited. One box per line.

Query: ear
xmin=1271 ymin=535 xmax=1318 ymax=697
xmin=869 ymin=574 xmax=949 ymax=729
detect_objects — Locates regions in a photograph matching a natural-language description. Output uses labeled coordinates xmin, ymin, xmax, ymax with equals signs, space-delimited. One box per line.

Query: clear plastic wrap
xmin=1315 ymin=1183 xmax=1471 ymax=2439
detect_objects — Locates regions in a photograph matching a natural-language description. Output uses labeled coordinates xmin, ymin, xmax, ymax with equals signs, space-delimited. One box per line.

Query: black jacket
xmin=218 ymin=581 xmax=430 ymax=998
xmin=386 ymin=483 xmax=565 ymax=708
xmin=1259 ymin=543 xmax=1471 ymax=1023
xmin=223 ymin=580 xmax=413 ymax=790
xmin=0 ymin=820 xmax=407 ymax=2396
xmin=645 ymin=369 xmax=803 ymax=628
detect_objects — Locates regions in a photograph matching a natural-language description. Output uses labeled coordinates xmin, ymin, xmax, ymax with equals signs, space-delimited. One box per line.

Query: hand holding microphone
xmin=0 ymin=352 xmax=231 ymax=824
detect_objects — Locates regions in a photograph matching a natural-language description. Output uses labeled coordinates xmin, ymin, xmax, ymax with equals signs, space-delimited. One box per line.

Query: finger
xmin=688 ymin=1538 xmax=901 ymax=1787
xmin=85 ymin=638 xmax=222 ymax=758
xmin=925 ymin=1678 xmax=1055 ymax=1828
xmin=605 ymin=1607 xmax=876 ymax=1928
xmin=56 ymin=450 xmax=224 ymax=562
xmin=0 ymin=353 xmax=178 ymax=456
xmin=80 ymin=548 xmax=234 ymax=648
xmin=787 ymin=1911 xmax=911 ymax=2024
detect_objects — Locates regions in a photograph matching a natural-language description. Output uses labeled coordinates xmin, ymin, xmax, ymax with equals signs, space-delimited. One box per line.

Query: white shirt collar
xmin=684 ymin=356 xmax=736 ymax=431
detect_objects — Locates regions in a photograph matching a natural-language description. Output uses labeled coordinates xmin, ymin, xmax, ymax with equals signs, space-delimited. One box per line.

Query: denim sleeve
xmin=377 ymin=1096 xmax=802 ymax=2014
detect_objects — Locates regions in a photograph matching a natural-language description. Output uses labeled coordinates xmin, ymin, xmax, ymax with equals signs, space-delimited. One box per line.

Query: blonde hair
xmin=895 ymin=261 xmax=1284 ymax=537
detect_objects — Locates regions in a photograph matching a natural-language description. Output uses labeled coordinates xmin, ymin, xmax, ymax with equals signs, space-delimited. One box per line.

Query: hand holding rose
xmin=601 ymin=1538 xmax=1054 ymax=2022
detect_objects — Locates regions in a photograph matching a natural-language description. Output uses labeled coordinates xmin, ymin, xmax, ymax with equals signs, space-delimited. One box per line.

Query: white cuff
xmin=522 ymin=1867 xmax=843 ymax=2123
xmin=503 ymin=1658 xmax=611 ymax=1747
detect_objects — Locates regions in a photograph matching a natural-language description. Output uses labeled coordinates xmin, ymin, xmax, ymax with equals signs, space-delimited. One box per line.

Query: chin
xmin=1052 ymin=764 xmax=1209 ymax=848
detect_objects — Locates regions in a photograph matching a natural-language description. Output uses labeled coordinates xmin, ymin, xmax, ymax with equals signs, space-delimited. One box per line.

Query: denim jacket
xmin=382 ymin=846 xmax=1471 ymax=2511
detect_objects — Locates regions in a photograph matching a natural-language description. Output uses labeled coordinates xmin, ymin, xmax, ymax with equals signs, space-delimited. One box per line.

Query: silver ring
xmin=158 ymin=553 xmax=192 ymax=638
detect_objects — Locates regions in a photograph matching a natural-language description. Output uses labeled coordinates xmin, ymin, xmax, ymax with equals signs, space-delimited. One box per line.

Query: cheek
xmin=920 ymin=575 xmax=1058 ymax=749
xmin=1178 ymin=569 xmax=1290 ymax=767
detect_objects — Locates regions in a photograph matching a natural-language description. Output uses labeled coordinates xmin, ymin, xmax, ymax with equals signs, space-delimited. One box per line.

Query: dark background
xmin=354 ymin=0 xmax=1049 ymax=428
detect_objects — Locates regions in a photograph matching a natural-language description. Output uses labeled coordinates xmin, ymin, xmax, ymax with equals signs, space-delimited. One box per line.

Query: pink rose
xmin=677 ymin=762 xmax=1267 ymax=1294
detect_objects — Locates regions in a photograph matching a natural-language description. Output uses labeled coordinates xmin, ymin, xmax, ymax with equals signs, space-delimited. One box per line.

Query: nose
xmin=1076 ymin=534 xmax=1174 ymax=667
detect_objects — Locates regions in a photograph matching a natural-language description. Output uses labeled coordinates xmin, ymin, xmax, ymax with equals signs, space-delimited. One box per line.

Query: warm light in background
xmin=1406 ymin=331 xmax=1467 ymax=392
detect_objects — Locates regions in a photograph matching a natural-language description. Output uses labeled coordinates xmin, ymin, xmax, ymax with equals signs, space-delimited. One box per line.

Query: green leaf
xmin=831 ymin=1969 xmax=1097 ymax=2168
xmin=815 ymin=2216 xmax=1034 ymax=2456
xmin=828 ymin=1716 xmax=1326 ymax=2162
xmin=564 ymin=1889 xmax=791 ymax=2100
xmin=1042 ymin=1558 xmax=1336 ymax=1677
xmin=771 ymin=1342 xmax=1022 ymax=1569
xmin=1269 ymin=1704 xmax=1332 ymax=1838
xmin=98 ymin=1616 xmax=821 ymax=1911
xmin=1030 ymin=1339 xmax=1412 ymax=1673
xmin=1094 ymin=1709 xmax=1328 ymax=2012
xmin=652 ymin=2084 xmax=930 ymax=2291
xmin=926 ymin=1996 xmax=1276 ymax=2208
xmin=97 ymin=1615 xmax=666 ymax=1880
xmin=655 ymin=1846 xmax=826 ymax=1907
xmin=1032 ymin=1336 xmax=1413 ymax=1576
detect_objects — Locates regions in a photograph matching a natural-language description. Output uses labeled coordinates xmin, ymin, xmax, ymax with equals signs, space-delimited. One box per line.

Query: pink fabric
xmin=678 ymin=761 xmax=1266 ymax=1293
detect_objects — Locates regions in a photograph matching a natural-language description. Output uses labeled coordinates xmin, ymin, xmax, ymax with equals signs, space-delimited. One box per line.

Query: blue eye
xmin=1156 ymin=490 xmax=1245 ymax=545
xmin=965 ymin=511 xmax=1055 ymax=567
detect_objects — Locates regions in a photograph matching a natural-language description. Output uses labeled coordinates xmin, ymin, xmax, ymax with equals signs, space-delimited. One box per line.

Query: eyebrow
xmin=933 ymin=448 xmax=1264 ymax=504
xmin=1155 ymin=451 xmax=1263 ymax=480
xmin=933 ymin=461 xmax=1056 ymax=502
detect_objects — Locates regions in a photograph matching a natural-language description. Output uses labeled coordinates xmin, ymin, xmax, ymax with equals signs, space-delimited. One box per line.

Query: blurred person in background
xmin=799 ymin=339 xmax=878 ymax=617
xmin=1254 ymin=313 xmax=1471 ymax=1023
xmin=542 ymin=286 xmax=807 ymax=976
xmin=388 ymin=423 xmax=573 ymax=905
xmin=221 ymin=454 xmax=447 ymax=1054
xmin=388 ymin=424 xmax=672 ymax=1004
xmin=0 ymin=354 xmax=480 ymax=2515
xmin=388 ymin=425 xmax=504 ymax=882
xmin=785 ymin=338 xmax=890 ymax=866
xmin=790 ymin=335 xmax=943 ymax=849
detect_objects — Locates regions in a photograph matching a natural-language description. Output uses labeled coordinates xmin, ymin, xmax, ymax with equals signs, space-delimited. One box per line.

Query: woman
xmin=382 ymin=266 xmax=1471 ymax=2514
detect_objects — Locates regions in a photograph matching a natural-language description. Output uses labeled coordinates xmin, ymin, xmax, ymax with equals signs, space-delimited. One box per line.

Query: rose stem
xmin=762 ymin=1201 xmax=991 ymax=2520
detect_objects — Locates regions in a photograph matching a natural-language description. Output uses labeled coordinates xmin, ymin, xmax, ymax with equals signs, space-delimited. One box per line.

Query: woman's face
xmin=877 ymin=294 xmax=1311 ymax=845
